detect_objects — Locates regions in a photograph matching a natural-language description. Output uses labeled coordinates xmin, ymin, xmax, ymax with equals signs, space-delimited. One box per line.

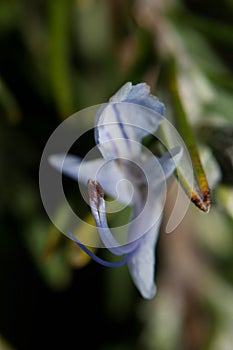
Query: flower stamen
xmin=67 ymin=231 xmax=131 ymax=268
xmin=87 ymin=179 xmax=140 ymax=256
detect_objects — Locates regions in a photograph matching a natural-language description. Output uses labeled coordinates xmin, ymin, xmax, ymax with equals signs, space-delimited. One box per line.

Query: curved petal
xmin=87 ymin=180 xmax=139 ymax=256
xmin=67 ymin=231 xmax=131 ymax=268
xmin=49 ymin=154 xmax=104 ymax=183
xmin=95 ymin=83 xmax=165 ymax=161
xmin=49 ymin=154 xmax=133 ymax=204
xmin=143 ymin=146 xmax=183 ymax=190
xmin=125 ymin=148 xmax=182 ymax=299
xmin=126 ymin=179 xmax=165 ymax=299
xmin=109 ymin=82 xmax=165 ymax=117
xmin=127 ymin=218 xmax=162 ymax=299
xmin=96 ymin=103 xmax=164 ymax=161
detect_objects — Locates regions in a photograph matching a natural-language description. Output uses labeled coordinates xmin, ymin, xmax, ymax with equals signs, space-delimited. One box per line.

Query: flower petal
xmin=125 ymin=147 xmax=182 ymax=298
xmin=109 ymin=82 xmax=165 ymax=116
xmin=49 ymin=154 xmax=133 ymax=204
xmin=49 ymin=154 xmax=104 ymax=183
xmin=143 ymin=146 xmax=183 ymax=190
xmin=96 ymin=103 xmax=164 ymax=160
xmin=126 ymin=169 xmax=166 ymax=298
xmin=95 ymin=83 xmax=165 ymax=160
xmin=87 ymin=179 xmax=139 ymax=256
xmin=127 ymin=218 xmax=162 ymax=299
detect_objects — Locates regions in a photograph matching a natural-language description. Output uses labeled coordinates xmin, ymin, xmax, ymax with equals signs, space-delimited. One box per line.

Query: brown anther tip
xmin=87 ymin=179 xmax=104 ymax=203
xmin=95 ymin=182 xmax=104 ymax=198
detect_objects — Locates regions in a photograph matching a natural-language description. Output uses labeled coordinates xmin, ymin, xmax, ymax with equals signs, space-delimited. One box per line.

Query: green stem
xmin=167 ymin=58 xmax=211 ymax=212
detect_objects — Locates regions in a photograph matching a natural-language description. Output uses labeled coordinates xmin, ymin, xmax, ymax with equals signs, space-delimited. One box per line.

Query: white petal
xmin=95 ymin=82 xmax=165 ymax=161
xmin=109 ymin=82 xmax=133 ymax=102
xmin=49 ymin=154 xmax=133 ymax=204
xmin=142 ymin=146 xmax=183 ymax=191
xmin=127 ymin=218 xmax=162 ymax=299
xmin=126 ymin=185 xmax=164 ymax=299
xmin=49 ymin=154 xmax=104 ymax=183
xmin=96 ymin=102 xmax=164 ymax=160
xmin=109 ymin=82 xmax=165 ymax=116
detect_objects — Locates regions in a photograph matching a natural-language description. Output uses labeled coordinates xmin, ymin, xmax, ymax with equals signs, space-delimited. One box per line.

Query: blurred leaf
xmin=0 ymin=75 xmax=21 ymax=123
xmin=74 ymin=0 xmax=112 ymax=61
xmin=177 ymin=12 xmax=233 ymax=48
xmin=215 ymin=185 xmax=233 ymax=220
xmin=164 ymin=58 xmax=211 ymax=212
xmin=203 ymin=273 xmax=233 ymax=350
xmin=66 ymin=212 xmax=99 ymax=268
xmin=198 ymin=123 xmax=233 ymax=184
xmin=25 ymin=220 xmax=72 ymax=290
xmin=47 ymin=0 xmax=74 ymax=117
xmin=0 ymin=336 xmax=15 ymax=350
xmin=164 ymin=11 xmax=233 ymax=123
xmin=199 ymin=146 xmax=222 ymax=190
xmin=210 ymin=88 xmax=233 ymax=123
xmin=0 ymin=0 xmax=19 ymax=32
xmin=104 ymin=264 xmax=134 ymax=321
xmin=44 ymin=203 xmax=99 ymax=269
xmin=140 ymin=290 xmax=182 ymax=350
xmin=196 ymin=207 xmax=233 ymax=259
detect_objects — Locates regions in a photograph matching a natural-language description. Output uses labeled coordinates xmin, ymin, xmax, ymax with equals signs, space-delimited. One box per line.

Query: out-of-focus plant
xmin=0 ymin=0 xmax=232 ymax=349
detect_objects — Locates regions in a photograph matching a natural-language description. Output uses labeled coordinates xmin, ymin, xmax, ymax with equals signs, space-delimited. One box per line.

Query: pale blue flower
xmin=50 ymin=82 xmax=182 ymax=299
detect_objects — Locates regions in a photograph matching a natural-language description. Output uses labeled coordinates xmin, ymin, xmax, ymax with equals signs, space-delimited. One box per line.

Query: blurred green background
xmin=0 ymin=0 xmax=233 ymax=349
